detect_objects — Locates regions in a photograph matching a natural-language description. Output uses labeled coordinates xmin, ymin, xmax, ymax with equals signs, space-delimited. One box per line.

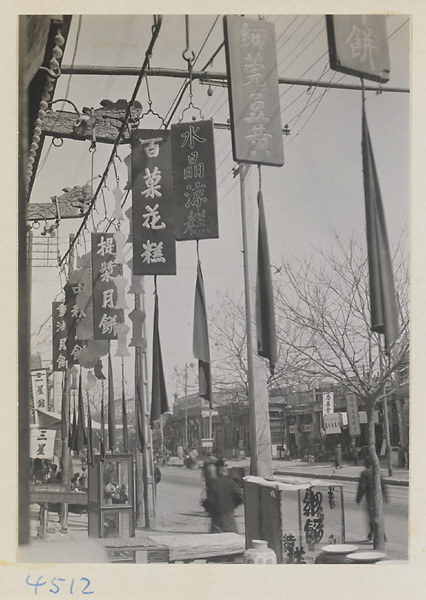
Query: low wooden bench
xmin=103 ymin=532 xmax=245 ymax=564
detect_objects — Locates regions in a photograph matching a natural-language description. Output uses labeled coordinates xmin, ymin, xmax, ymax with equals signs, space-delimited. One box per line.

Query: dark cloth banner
xmin=92 ymin=233 xmax=123 ymax=340
xmin=256 ymin=190 xmax=278 ymax=375
xmin=193 ymin=261 xmax=212 ymax=407
xmin=86 ymin=397 xmax=94 ymax=466
xmin=171 ymin=120 xmax=219 ymax=240
xmin=131 ymin=129 xmax=176 ymax=275
xmin=60 ymin=371 xmax=69 ymax=441
xmin=76 ymin=373 xmax=87 ymax=454
xmin=122 ymin=372 xmax=129 ymax=453
xmin=107 ymin=352 xmax=116 ymax=451
xmin=135 ymin=377 xmax=145 ymax=451
xmin=52 ymin=301 xmax=68 ymax=372
xmin=362 ymin=104 xmax=399 ymax=352
xmin=64 ymin=273 xmax=86 ymax=365
xmin=100 ymin=381 xmax=105 ymax=461
xmin=150 ymin=291 xmax=169 ymax=424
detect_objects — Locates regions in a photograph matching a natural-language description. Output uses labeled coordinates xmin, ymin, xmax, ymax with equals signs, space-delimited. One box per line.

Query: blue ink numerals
xmin=25 ymin=575 xmax=94 ymax=595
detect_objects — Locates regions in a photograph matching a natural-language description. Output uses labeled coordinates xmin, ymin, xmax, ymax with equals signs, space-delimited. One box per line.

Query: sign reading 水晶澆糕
xmin=326 ymin=15 xmax=390 ymax=83
xmin=91 ymin=233 xmax=123 ymax=339
xmin=131 ymin=129 xmax=176 ymax=274
xmin=31 ymin=369 xmax=48 ymax=411
xmin=171 ymin=120 xmax=219 ymax=240
xmin=223 ymin=15 xmax=284 ymax=166
xmin=30 ymin=428 xmax=56 ymax=460
xmin=323 ymin=413 xmax=342 ymax=434
xmin=322 ymin=392 xmax=334 ymax=416
xmin=345 ymin=393 xmax=361 ymax=436
xmin=52 ymin=301 xmax=68 ymax=371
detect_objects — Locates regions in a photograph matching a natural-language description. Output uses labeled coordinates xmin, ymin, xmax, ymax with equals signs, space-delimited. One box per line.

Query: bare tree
xmin=274 ymin=230 xmax=409 ymax=549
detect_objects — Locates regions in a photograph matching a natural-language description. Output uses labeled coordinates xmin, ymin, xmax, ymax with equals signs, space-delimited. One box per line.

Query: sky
xmin=28 ymin=13 xmax=410 ymax=402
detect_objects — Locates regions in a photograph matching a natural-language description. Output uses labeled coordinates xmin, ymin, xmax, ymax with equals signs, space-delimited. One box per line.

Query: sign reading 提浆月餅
xmin=223 ymin=15 xmax=284 ymax=166
xmin=91 ymin=233 xmax=123 ymax=340
xmin=171 ymin=120 xmax=218 ymax=240
xmin=326 ymin=15 xmax=390 ymax=83
xmin=131 ymin=129 xmax=176 ymax=275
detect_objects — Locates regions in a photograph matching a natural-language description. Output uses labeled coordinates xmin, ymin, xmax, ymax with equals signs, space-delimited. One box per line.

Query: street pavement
xmin=21 ymin=458 xmax=409 ymax=563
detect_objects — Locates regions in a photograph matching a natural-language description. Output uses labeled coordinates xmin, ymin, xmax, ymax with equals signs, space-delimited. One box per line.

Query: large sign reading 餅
xmin=223 ymin=15 xmax=284 ymax=166
xmin=131 ymin=129 xmax=176 ymax=275
xmin=326 ymin=15 xmax=390 ymax=83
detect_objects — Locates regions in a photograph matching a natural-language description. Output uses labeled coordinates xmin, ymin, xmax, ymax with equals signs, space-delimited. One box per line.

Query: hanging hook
xmin=139 ymin=75 xmax=167 ymax=127
xmin=179 ymin=15 xmax=204 ymax=122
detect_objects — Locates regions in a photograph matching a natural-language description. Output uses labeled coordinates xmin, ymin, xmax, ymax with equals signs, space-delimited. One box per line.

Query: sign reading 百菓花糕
xmin=326 ymin=15 xmax=390 ymax=83
xmin=52 ymin=301 xmax=68 ymax=371
xmin=91 ymin=233 xmax=123 ymax=340
xmin=322 ymin=392 xmax=334 ymax=416
xmin=131 ymin=129 xmax=176 ymax=275
xmin=223 ymin=15 xmax=284 ymax=166
xmin=31 ymin=369 xmax=48 ymax=411
xmin=171 ymin=120 xmax=218 ymax=240
xmin=345 ymin=393 xmax=361 ymax=436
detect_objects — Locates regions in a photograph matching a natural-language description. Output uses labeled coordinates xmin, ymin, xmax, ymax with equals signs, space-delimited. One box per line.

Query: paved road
xmin=156 ymin=466 xmax=409 ymax=560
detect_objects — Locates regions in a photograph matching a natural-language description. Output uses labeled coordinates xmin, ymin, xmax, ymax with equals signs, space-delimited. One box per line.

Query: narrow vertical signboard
xmin=223 ymin=15 xmax=284 ymax=166
xmin=322 ymin=392 xmax=334 ymax=416
xmin=92 ymin=232 xmax=123 ymax=340
xmin=171 ymin=119 xmax=219 ymax=240
xmin=52 ymin=301 xmax=68 ymax=372
xmin=326 ymin=15 xmax=390 ymax=83
xmin=64 ymin=272 xmax=86 ymax=364
xmin=345 ymin=393 xmax=361 ymax=436
xmin=131 ymin=129 xmax=176 ymax=275
xmin=31 ymin=369 xmax=48 ymax=411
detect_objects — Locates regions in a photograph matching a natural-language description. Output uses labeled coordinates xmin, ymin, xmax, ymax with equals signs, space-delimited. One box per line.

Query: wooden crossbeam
xmin=27 ymin=186 xmax=91 ymax=221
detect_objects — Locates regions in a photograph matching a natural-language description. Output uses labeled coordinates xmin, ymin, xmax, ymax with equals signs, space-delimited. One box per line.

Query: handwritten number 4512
xmin=26 ymin=576 xmax=93 ymax=595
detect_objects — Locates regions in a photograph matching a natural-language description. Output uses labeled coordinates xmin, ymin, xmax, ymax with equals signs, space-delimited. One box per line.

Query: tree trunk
xmin=366 ymin=399 xmax=386 ymax=549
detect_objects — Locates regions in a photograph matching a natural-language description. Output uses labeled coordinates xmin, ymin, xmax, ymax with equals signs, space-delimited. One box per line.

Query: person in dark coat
xmin=356 ymin=454 xmax=388 ymax=541
xmin=334 ymin=443 xmax=343 ymax=469
xmin=205 ymin=459 xmax=243 ymax=534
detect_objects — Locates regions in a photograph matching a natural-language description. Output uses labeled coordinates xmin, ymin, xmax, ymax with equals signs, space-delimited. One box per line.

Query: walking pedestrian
xmin=350 ymin=439 xmax=358 ymax=466
xmin=356 ymin=453 xmax=388 ymax=541
xmin=204 ymin=459 xmax=243 ymax=534
xmin=334 ymin=443 xmax=343 ymax=469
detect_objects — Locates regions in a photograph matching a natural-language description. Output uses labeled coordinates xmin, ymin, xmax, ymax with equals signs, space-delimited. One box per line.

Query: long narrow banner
xmin=91 ymin=232 xmax=123 ymax=340
xmin=64 ymin=273 xmax=86 ymax=364
xmin=223 ymin=15 xmax=284 ymax=166
xmin=171 ymin=120 xmax=219 ymax=240
xmin=52 ymin=300 xmax=68 ymax=371
xmin=131 ymin=129 xmax=176 ymax=275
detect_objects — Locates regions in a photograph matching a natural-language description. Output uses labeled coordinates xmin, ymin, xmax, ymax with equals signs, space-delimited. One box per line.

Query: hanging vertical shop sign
xmin=323 ymin=413 xmax=342 ymax=434
xmin=91 ymin=232 xmax=123 ymax=340
xmin=64 ymin=270 xmax=87 ymax=364
xmin=326 ymin=15 xmax=390 ymax=83
xmin=131 ymin=129 xmax=176 ymax=275
xmin=52 ymin=301 xmax=68 ymax=372
xmin=171 ymin=120 xmax=219 ymax=240
xmin=322 ymin=392 xmax=334 ymax=416
xmin=223 ymin=15 xmax=284 ymax=166
xmin=345 ymin=393 xmax=361 ymax=436
xmin=31 ymin=369 xmax=48 ymax=411
xmin=30 ymin=428 xmax=56 ymax=460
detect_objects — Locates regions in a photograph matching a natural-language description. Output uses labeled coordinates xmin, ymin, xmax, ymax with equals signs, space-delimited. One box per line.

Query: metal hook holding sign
xmin=179 ymin=15 xmax=204 ymax=122
xmin=139 ymin=75 xmax=167 ymax=127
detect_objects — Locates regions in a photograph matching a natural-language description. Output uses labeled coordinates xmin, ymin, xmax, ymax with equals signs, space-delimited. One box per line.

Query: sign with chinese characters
xmin=131 ymin=129 xmax=176 ymax=275
xmin=326 ymin=15 xmax=390 ymax=83
xmin=345 ymin=394 xmax=361 ymax=436
xmin=223 ymin=15 xmax=284 ymax=166
xmin=322 ymin=392 xmax=334 ymax=416
xmin=91 ymin=233 xmax=123 ymax=340
xmin=171 ymin=120 xmax=219 ymax=240
xmin=30 ymin=428 xmax=55 ymax=460
xmin=64 ymin=273 xmax=86 ymax=365
xmin=52 ymin=301 xmax=68 ymax=372
xmin=323 ymin=413 xmax=341 ymax=434
xmin=31 ymin=369 xmax=48 ymax=411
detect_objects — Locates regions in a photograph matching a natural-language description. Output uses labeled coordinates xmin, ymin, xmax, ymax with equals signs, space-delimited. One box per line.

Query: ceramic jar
xmin=243 ymin=539 xmax=277 ymax=564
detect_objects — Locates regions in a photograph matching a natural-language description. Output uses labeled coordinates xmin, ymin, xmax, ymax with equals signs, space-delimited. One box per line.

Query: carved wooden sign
xmin=41 ymin=99 xmax=143 ymax=144
xmin=27 ymin=186 xmax=92 ymax=221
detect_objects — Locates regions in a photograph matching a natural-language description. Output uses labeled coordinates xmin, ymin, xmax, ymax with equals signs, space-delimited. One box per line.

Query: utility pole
xmin=184 ymin=363 xmax=188 ymax=449
xmin=238 ymin=164 xmax=272 ymax=478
